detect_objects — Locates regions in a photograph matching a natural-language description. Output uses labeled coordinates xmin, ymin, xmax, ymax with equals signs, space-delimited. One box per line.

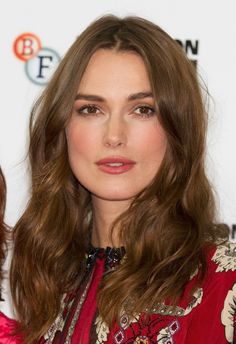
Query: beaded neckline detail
xmin=86 ymin=244 xmax=126 ymax=271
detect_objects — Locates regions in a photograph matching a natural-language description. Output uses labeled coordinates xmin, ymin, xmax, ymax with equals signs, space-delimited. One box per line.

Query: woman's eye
xmin=76 ymin=105 xmax=100 ymax=115
xmin=134 ymin=106 xmax=155 ymax=118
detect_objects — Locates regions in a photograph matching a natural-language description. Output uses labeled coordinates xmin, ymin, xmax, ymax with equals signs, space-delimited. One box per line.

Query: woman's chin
xmin=91 ymin=191 xmax=137 ymax=203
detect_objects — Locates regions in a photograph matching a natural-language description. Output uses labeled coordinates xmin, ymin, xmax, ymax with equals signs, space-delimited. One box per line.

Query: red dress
xmin=40 ymin=242 xmax=236 ymax=344
xmin=0 ymin=311 xmax=23 ymax=343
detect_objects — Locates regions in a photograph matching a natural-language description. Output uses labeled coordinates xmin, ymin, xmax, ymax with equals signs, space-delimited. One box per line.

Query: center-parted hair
xmin=10 ymin=15 xmax=228 ymax=343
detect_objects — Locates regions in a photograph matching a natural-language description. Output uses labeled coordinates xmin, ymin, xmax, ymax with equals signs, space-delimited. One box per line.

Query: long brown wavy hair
xmin=0 ymin=168 xmax=7 ymax=301
xmin=10 ymin=15 xmax=228 ymax=342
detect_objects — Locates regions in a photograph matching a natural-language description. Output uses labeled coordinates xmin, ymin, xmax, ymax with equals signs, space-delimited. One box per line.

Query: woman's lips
xmin=95 ymin=157 xmax=136 ymax=174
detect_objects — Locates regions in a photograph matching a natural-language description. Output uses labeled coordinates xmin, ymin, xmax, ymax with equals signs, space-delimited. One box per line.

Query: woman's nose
xmin=103 ymin=114 xmax=127 ymax=148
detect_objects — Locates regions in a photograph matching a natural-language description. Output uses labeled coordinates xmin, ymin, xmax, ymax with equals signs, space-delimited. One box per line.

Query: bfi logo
xmin=14 ymin=33 xmax=199 ymax=85
xmin=13 ymin=33 xmax=60 ymax=85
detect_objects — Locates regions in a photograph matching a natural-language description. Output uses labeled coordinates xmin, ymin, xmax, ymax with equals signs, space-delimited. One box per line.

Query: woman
xmin=10 ymin=15 xmax=236 ymax=343
xmin=0 ymin=168 xmax=22 ymax=343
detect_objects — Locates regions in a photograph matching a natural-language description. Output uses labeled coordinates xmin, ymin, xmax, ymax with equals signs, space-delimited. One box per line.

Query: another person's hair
xmin=0 ymin=168 xmax=7 ymax=300
xmin=10 ymin=15 xmax=228 ymax=342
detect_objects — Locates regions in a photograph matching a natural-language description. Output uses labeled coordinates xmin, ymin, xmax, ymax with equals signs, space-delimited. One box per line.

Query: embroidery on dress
xmin=134 ymin=335 xmax=150 ymax=343
xmin=157 ymin=319 xmax=180 ymax=343
xmin=113 ymin=312 xmax=179 ymax=343
xmin=95 ymin=316 xmax=110 ymax=344
xmin=221 ymin=283 xmax=236 ymax=343
xmin=212 ymin=243 xmax=236 ymax=272
xmin=114 ymin=329 xmax=125 ymax=344
xmin=43 ymin=294 xmax=67 ymax=343
xmin=184 ymin=288 xmax=203 ymax=316
xmin=148 ymin=288 xmax=203 ymax=317
xmin=189 ymin=267 xmax=199 ymax=280
xmin=43 ymin=271 xmax=93 ymax=343
xmin=95 ymin=311 xmax=140 ymax=343
xmin=64 ymin=274 xmax=93 ymax=343
xmin=119 ymin=310 xmax=140 ymax=330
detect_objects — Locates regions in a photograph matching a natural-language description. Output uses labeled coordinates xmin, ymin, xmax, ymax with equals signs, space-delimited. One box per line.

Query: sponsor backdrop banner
xmin=0 ymin=0 xmax=236 ymax=315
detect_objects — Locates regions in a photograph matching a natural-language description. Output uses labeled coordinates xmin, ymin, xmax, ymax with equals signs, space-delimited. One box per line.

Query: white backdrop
xmin=0 ymin=0 xmax=236 ymax=316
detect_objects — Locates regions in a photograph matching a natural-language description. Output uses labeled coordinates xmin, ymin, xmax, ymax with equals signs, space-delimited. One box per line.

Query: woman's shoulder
xmin=205 ymin=241 xmax=236 ymax=280
xmin=0 ymin=311 xmax=23 ymax=343
xmin=193 ymin=241 xmax=236 ymax=304
xmin=179 ymin=242 xmax=236 ymax=343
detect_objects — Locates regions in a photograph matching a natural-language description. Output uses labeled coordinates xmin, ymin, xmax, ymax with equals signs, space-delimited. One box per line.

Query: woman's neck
xmin=91 ymin=196 xmax=130 ymax=248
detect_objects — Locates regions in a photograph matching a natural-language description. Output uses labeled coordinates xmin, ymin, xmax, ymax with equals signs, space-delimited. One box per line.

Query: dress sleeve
xmin=0 ymin=311 xmax=23 ymax=343
xmin=185 ymin=243 xmax=236 ymax=344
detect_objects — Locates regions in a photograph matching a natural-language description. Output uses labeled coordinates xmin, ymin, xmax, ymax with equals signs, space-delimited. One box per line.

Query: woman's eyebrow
xmin=75 ymin=94 xmax=104 ymax=101
xmin=128 ymin=91 xmax=153 ymax=100
xmin=74 ymin=91 xmax=153 ymax=102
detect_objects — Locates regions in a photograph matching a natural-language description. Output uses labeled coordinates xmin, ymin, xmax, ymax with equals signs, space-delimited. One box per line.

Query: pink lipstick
xmin=96 ymin=157 xmax=136 ymax=174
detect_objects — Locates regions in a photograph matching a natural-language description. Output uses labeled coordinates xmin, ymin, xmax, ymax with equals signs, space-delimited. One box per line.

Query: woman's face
xmin=66 ymin=49 xmax=167 ymax=203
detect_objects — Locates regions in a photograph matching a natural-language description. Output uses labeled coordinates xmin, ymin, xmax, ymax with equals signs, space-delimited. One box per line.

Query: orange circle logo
xmin=13 ymin=33 xmax=42 ymax=61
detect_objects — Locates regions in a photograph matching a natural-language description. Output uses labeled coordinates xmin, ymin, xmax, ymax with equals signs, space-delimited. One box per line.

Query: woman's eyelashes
xmin=76 ymin=104 xmax=101 ymax=115
xmin=134 ymin=105 xmax=156 ymax=118
xmin=75 ymin=104 xmax=156 ymax=118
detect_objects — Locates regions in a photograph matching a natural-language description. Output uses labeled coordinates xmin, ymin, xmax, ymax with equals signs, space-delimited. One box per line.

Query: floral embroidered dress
xmin=40 ymin=242 xmax=236 ymax=344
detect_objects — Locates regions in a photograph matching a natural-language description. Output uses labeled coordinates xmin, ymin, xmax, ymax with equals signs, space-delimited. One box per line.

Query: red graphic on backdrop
xmin=13 ymin=33 xmax=42 ymax=61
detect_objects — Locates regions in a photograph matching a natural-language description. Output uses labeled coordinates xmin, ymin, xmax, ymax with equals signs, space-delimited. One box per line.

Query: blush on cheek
xmin=66 ymin=122 xmax=84 ymax=154
xmin=142 ymin=126 xmax=167 ymax=151
xmin=66 ymin=121 xmax=99 ymax=167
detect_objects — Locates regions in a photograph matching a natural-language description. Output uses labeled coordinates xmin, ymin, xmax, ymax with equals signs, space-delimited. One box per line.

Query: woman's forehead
xmin=77 ymin=49 xmax=152 ymax=98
